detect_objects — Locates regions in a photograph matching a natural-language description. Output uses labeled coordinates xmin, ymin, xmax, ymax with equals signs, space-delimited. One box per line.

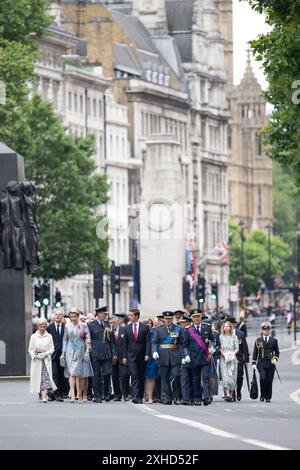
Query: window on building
xmin=241 ymin=106 xmax=245 ymax=118
xmin=74 ymin=93 xmax=78 ymax=113
xmin=258 ymin=189 xmax=262 ymax=215
xmin=80 ymin=95 xmax=83 ymax=114
xmin=87 ymin=97 xmax=91 ymax=116
xmin=68 ymin=91 xmax=72 ymax=112
xmin=256 ymin=132 xmax=263 ymax=156
xmin=99 ymin=100 xmax=102 ymax=119
xmin=228 ymin=125 xmax=232 ymax=150
xmin=110 ymin=134 xmax=113 ymax=158
xmin=93 ymin=98 xmax=97 ymax=118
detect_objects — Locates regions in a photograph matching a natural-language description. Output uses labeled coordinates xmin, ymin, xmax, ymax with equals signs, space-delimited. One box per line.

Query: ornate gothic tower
xmin=132 ymin=0 xmax=167 ymax=34
xmin=228 ymin=53 xmax=272 ymax=230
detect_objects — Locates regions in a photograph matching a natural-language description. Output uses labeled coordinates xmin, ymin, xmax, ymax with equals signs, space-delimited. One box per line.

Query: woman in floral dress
xmin=220 ymin=321 xmax=239 ymax=402
xmin=61 ymin=308 xmax=93 ymax=402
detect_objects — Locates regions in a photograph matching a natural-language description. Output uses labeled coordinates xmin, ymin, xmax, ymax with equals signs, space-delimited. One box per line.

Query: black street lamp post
xmin=295 ymin=226 xmax=300 ymax=343
xmin=239 ymin=221 xmax=245 ymax=308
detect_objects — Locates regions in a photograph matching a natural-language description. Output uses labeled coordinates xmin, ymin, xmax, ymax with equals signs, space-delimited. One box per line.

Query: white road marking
xmin=138 ymin=405 xmax=291 ymax=450
xmin=291 ymin=348 xmax=300 ymax=365
xmin=290 ymin=389 xmax=300 ymax=405
xmin=0 ymin=402 xmax=26 ymax=405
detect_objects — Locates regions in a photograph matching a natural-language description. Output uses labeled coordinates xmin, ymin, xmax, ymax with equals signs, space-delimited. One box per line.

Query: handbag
xmin=59 ymin=356 xmax=66 ymax=368
xmin=250 ymin=369 xmax=258 ymax=399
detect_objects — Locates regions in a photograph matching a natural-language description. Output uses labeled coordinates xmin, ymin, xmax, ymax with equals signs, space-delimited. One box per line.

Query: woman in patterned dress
xmin=219 ymin=321 xmax=239 ymax=402
xmin=28 ymin=318 xmax=57 ymax=402
xmin=61 ymin=308 xmax=93 ymax=402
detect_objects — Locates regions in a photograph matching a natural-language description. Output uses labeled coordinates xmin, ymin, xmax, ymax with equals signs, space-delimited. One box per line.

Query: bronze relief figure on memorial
xmin=0 ymin=180 xmax=39 ymax=274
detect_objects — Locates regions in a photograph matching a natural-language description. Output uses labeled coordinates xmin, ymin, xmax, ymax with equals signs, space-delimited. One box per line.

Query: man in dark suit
xmin=88 ymin=306 xmax=116 ymax=403
xmin=47 ymin=308 xmax=65 ymax=401
xmin=183 ymin=309 xmax=216 ymax=406
xmin=252 ymin=321 xmax=280 ymax=403
xmin=122 ymin=308 xmax=150 ymax=404
xmin=111 ymin=313 xmax=130 ymax=401
xmin=152 ymin=311 xmax=184 ymax=405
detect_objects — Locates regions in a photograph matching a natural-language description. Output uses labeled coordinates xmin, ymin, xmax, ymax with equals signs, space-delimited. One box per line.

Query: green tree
xmin=229 ymin=222 xmax=292 ymax=295
xmin=244 ymin=1 xmax=300 ymax=183
xmin=0 ymin=1 xmax=109 ymax=279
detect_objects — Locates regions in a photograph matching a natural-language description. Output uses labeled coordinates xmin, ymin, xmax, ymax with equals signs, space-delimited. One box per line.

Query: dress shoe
xmin=260 ymin=396 xmax=265 ymax=402
xmin=132 ymin=398 xmax=139 ymax=404
xmin=104 ymin=395 xmax=111 ymax=402
xmin=266 ymin=399 xmax=271 ymax=403
xmin=237 ymin=393 xmax=242 ymax=401
xmin=123 ymin=396 xmax=130 ymax=402
xmin=93 ymin=397 xmax=102 ymax=403
xmin=163 ymin=400 xmax=172 ymax=405
xmin=194 ymin=400 xmax=202 ymax=406
xmin=203 ymin=398 xmax=210 ymax=406
xmin=57 ymin=397 xmax=64 ymax=402
xmin=113 ymin=396 xmax=122 ymax=401
xmin=182 ymin=400 xmax=190 ymax=406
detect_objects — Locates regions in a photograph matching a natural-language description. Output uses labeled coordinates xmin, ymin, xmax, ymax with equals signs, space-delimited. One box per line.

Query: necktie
xmin=197 ymin=326 xmax=200 ymax=333
xmin=56 ymin=324 xmax=60 ymax=337
xmin=133 ymin=323 xmax=138 ymax=341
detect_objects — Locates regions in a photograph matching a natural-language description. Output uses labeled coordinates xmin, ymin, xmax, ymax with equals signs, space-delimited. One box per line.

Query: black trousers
xmin=112 ymin=362 xmax=130 ymax=398
xmin=192 ymin=364 xmax=210 ymax=400
xmin=160 ymin=364 xmax=180 ymax=401
xmin=237 ymin=361 xmax=244 ymax=394
xmin=128 ymin=359 xmax=146 ymax=400
xmin=259 ymin=367 xmax=275 ymax=399
xmin=91 ymin=358 xmax=111 ymax=399
xmin=181 ymin=366 xmax=193 ymax=401
xmin=51 ymin=358 xmax=65 ymax=398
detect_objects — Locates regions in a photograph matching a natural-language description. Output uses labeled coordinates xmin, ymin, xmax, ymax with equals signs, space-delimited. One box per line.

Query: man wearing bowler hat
xmin=152 ymin=311 xmax=184 ymax=404
xmin=183 ymin=308 xmax=216 ymax=406
xmin=88 ymin=306 xmax=116 ymax=402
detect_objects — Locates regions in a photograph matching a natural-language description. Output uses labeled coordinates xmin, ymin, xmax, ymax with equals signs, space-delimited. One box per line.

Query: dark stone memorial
xmin=0 ymin=143 xmax=34 ymax=376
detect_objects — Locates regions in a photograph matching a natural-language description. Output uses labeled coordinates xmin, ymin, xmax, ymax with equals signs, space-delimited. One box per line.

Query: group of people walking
xmin=28 ymin=306 xmax=280 ymax=405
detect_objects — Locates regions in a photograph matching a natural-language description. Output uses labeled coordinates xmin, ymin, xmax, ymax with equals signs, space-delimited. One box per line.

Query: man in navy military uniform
xmin=183 ymin=309 xmax=217 ymax=406
xmin=178 ymin=315 xmax=194 ymax=405
xmin=152 ymin=311 xmax=184 ymax=404
xmin=252 ymin=321 xmax=280 ymax=403
xmin=88 ymin=306 xmax=116 ymax=403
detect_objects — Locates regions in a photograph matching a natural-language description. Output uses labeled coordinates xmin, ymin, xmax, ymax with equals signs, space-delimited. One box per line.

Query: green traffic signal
xmin=55 ymin=301 xmax=62 ymax=308
xmin=43 ymin=298 xmax=50 ymax=306
xmin=34 ymin=300 xmax=42 ymax=308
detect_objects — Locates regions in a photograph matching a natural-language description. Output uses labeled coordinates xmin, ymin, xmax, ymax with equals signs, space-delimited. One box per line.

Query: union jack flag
xmin=219 ymin=240 xmax=229 ymax=266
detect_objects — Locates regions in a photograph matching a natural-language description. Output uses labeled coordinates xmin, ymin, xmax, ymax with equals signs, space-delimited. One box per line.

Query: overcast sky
xmin=233 ymin=0 xmax=269 ymax=89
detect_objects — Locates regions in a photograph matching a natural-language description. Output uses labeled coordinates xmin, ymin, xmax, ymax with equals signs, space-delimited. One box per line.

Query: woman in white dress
xmin=28 ymin=318 xmax=57 ymax=402
xmin=220 ymin=321 xmax=239 ymax=402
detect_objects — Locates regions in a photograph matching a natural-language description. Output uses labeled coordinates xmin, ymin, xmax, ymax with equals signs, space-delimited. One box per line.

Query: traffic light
xmin=93 ymin=267 xmax=104 ymax=300
xmin=55 ymin=289 xmax=63 ymax=308
xmin=42 ymin=281 xmax=50 ymax=306
xmin=196 ymin=276 xmax=206 ymax=304
xmin=110 ymin=264 xmax=121 ymax=294
xmin=34 ymin=283 xmax=42 ymax=308
xmin=211 ymin=282 xmax=218 ymax=301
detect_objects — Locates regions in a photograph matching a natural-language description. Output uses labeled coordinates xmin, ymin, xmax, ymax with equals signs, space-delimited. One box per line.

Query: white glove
xmin=152 ymin=352 xmax=159 ymax=360
xmin=181 ymin=358 xmax=186 ymax=365
xmin=209 ymin=347 xmax=215 ymax=354
xmin=185 ymin=355 xmax=191 ymax=364
xmin=29 ymin=352 xmax=35 ymax=360
xmin=37 ymin=353 xmax=46 ymax=359
xmin=252 ymin=364 xmax=257 ymax=371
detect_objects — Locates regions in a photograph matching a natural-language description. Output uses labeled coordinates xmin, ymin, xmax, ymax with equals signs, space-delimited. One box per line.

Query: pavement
xmin=0 ymin=332 xmax=299 ymax=450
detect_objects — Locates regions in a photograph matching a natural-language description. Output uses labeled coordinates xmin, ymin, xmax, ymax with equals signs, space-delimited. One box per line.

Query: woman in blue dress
xmin=61 ymin=308 xmax=93 ymax=402
xmin=144 ymin=318 xmax=158 ymax=404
